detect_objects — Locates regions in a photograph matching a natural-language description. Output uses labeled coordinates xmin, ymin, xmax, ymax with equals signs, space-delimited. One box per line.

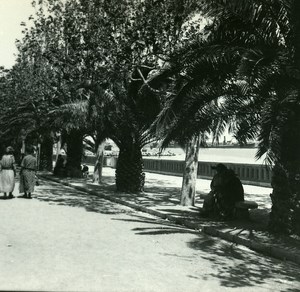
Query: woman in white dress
xmin=0 ymin=146 xmax=16 ymax=199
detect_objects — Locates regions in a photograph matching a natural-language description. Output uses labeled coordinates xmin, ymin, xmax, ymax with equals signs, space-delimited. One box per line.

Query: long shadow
xmin=38 ymin=177 xmax=204 ymax=229
xmin=46 ymin=174 xmax=201 ymax=207
xmin=112 ymin=211 xmax=300 ymax=290
xmin=144 ymin=185 xmax=204 ymax=205
xmin=38 ymin=182 xmax=202 ymax=238
xmin=133 ymin=227 xmax=198 ymax=235
xmin=37 ymin=177 xmax=300 ymax=290
xmin=40 ymin=176 xmax=300 ymax=262
xmin=39 ymin=176 xmax=272 ymax=236
xmin=186 ymin=236 xmax=300 ymax=291
xmin=37 ymin=179 xmax=198 ymax=225
xmin=116 ymin=213 xmax=300 ymax=290
xmin=112 ymin=213 xmax=201 ymax=235
xmin=36 ymin=182 xmax=133 ymax=215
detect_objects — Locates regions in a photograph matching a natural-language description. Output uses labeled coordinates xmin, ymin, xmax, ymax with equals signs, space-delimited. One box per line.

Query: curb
xmin=39 ymin=174 xmax=300 ymax=267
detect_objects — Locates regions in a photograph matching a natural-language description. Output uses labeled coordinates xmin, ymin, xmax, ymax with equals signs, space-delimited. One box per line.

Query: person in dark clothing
xmin=81 ymin=165 xmax=89 ymax=178
xmin=53 ymin=154 xmax=66 ymax=177
xmin=201 ymin=163 xmax=244 ymax=219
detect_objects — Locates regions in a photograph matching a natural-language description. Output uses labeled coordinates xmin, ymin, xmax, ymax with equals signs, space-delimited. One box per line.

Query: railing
xmin=145 ymin=159 xmax=271 ymax=187
xmin=104 ymin=157 xmax=271 ymax=187
xmin=54 ymin=155 xmax=272 ymax=187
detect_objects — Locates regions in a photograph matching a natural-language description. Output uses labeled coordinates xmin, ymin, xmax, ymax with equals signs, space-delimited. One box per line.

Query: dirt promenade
xmin=1 ymin=178 xmax=300 ymax=292
xmin=40 ymin=167 xmax=300 ymax=267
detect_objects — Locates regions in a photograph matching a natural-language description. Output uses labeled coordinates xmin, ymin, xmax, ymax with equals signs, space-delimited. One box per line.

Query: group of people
xmin=201 ymin=163 xmax=244 ymax=220
xmin=0 ymin=145 xmax=38 ymax=199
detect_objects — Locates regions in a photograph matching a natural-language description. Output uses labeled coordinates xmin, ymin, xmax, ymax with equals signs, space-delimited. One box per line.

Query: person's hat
xmin=211 ymin=163 xmax=227 ymax=171
xmin=6 ymin=146 xmax=14 ymax=153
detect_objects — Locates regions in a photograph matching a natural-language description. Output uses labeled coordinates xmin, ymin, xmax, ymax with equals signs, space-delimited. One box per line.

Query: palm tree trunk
xmin=291 ymin=0 xmax=300 ymax=235
xmin=115 ymin=145 xmax=145 ymax=193
xmin=181 ymin=134 xmax=200 ymax=206
xmin=269 ymin=0 xmax=300 ymax=235
xmin=293 ymin=0 xmax=300 ymax=71
xmin=39 ymin=135 xmax=53 ymax=171
xmin=65 ymin=130 xmax=83 ymax=178
xmin=269 ymin=164 xmax=297 ymax=234
xmin=269 ymin=109 xmax=300 ymax=234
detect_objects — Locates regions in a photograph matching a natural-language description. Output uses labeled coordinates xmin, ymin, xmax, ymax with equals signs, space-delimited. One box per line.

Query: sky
xmin=0 ymin=0 xmax=35 ymax=68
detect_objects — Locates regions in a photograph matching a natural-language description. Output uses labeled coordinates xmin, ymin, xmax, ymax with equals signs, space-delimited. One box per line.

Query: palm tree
xmin=88 ymin=76 xmax=165 ymax=192
xmin=157 ymin=0 xmax=300 ymax=234
xmin=66 ymin=0 xmax=203 ymax=192
xmin=202 ymin=0 xmax=300 ymax=234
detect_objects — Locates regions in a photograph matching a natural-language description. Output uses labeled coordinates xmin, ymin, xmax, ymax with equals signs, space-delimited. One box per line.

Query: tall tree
xmin=56 ymin=0 xmax=202 ymax=192
xmin=3 ymin=0 xmax=202 ymax=190
xmin=157 ymin=0 xmax=300 ymax=234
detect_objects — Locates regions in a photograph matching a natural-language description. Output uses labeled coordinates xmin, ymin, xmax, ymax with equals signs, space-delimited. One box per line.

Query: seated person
xmin=201 ymin=163 xmax=244 ymax=219
xmin=81 ymin=164 xmax=89 ymax=178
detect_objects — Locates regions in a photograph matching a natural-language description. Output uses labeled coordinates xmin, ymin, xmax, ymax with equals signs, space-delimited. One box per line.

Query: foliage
xmin=0 ymin=0 xmax=204 ymax=190
xmin=154 ymin=0 xmax=300 ymax=167
xmin=154 ymin=0 xmax=300 ymax=233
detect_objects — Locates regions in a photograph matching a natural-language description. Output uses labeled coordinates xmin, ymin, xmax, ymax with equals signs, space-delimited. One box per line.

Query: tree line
xmin=0 ymin=0 xmax=299 ymax=235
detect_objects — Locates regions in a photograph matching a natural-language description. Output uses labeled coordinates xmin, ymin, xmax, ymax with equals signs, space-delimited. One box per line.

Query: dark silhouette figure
xmin=81 ymin=165 xmax=89 ymax=178
xmin=201 ymin=163 xmax=244 ymax=220
xmin=53 ymin=155 xmax=66 ymax=177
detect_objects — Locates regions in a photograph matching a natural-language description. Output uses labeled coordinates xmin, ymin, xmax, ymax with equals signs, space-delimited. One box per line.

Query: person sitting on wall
xmin=201 ymin=163 xmax=244 ymax=220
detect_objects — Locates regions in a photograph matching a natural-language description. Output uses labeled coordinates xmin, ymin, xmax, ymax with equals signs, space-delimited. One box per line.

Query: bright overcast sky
xmin=0 ymin=0 xmax=35 ymax=68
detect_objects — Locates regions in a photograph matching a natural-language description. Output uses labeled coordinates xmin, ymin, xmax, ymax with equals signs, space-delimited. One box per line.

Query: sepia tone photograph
xmin=0 ymin=0 xmax=300 ymax=291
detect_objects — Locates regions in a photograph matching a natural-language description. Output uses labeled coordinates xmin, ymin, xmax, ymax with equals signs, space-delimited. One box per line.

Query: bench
xmin=234 ymin=200 xmax=258 ymax=219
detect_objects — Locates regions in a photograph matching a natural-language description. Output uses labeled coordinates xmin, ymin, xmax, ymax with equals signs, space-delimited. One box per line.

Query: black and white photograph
xmin=0 ymin=0 xmax=300 ymax=291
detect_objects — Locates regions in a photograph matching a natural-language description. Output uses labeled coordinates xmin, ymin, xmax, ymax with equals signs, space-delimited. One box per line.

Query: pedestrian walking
xmin=19 ymin=145 xmax=37 ymax=199
xmin=0 ymin=146 xmax=16 ymax=199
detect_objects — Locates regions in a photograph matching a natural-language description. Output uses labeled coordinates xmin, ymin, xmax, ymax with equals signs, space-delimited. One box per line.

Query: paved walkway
xmin=39 ymin=167 xmax=300 ymax=266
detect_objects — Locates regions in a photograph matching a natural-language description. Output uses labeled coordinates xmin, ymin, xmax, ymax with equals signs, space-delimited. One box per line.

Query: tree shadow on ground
xmin=48 ymin=173 xmax=202 ymax=208
xmin=112 ymin=213 xmax=201 ymax=236
xmin=44 ymin=174 xmax=184 ymax=208
xmin=144 ymin=184 xmax=204 ymax=206
xmin=38 ymin=176 xmax=275 ymax=236
xmin=37 ymin=182 xmax=204 ymax=238
xmin=186 ymin=236 xmax=300 ymax=291
xmin=114 ymin=213 xmax=300 ymax=291
xmin=36 ymin=182 xmax=133 ymax=215
xmin=39 ymin=175 xmax=300 ymax=263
